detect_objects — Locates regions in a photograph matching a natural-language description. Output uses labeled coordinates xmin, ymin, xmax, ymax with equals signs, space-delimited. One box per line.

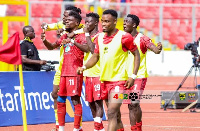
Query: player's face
xmin=63 ymin=10 xmax=70 ymax=25
xmin=65 ymin=16 xmax=79 ymax=30
xmin=26 ymin=27 xmax=35 ymax=39
xmin=101 ymin=14 xmax=116 ymax=33
xmin=123 ymin=17 xmax=134 ymax=33
xmin=85 ymin=17 xmax=97 ymax=32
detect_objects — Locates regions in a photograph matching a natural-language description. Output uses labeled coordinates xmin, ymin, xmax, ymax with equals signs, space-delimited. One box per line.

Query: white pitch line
xmin=121 ymin=116 xmax=200 ymax=119
xmin=143 ymin=125 xmax=200 ymax=129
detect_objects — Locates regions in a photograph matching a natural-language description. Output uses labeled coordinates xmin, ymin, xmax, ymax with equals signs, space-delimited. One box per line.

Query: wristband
xmin=42 ymin=24 xmax=48 ymax=30
xmin=71 ymin=39 xmax=75 ymax=43
xmin=130 ymin=74 xmax=137 ymax=79
xmin=62 ymin=26 xmax=66 ymax=31
xmin=85 ymin=33 xmax=90 ymax=37
xmin=42 ymin=38 xmax=46 ymax=41
xmin=82 ymin=65 xmax=86 ymax=70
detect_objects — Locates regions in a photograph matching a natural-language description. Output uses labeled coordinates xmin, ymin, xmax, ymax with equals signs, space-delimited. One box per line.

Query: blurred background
xmin=0 ymin=0 xmax=200 ymax=76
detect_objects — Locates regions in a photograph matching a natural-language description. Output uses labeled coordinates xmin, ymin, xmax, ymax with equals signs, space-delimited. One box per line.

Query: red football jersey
xmin=56 ymin=33 xmax=86 ymax=76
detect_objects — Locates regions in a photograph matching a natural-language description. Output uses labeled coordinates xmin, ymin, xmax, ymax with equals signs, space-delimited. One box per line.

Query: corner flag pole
xmin=19 ymin=64 xmax=28 ymax=131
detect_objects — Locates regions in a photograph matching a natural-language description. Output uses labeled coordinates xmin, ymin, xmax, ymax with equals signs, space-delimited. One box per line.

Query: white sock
xmin=94 ymin=117 xmax=102 ymax=123
xmin=73 ymin=128 xmax=79 ymax=131
xmin=59 ymin=126 xmax=64 ymax=131
xmin=99 ymin=129 xmax=105 ymax=131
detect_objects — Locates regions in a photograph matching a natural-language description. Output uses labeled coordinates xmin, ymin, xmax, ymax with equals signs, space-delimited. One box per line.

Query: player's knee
xmin=71 ymin=96 xmax=81 ymax=106
xmin=128 ymin=103 xmax=140 ymax=111
xmin=107 ymin=108 xmax=117 ymax=119
xmin=57 ymin=96 xmax=66 ymax=103
xmin=51 ymin=92 xmax=58 ymax=100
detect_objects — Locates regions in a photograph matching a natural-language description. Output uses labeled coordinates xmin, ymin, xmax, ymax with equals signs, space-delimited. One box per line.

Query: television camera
xmin=184 ymin=38 xmax=200 ymax=66
xmin=41 ymin=61 xmax=59 ymax=71
xmin=184 ymin=38 xmax=200 ymax=57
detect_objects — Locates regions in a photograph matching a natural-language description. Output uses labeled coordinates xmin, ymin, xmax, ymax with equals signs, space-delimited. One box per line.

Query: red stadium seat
xmin=179 ymin=7 xmax=192 ymax=19
xmin=182 ymin=0 xmax=190 ymax=3
xmin=189 ymin=0 xmax=199 ymax=4
xmin=33 ymin=37 xmax=45 ymax=49
xmin=163 ymin=7 xmax=173 ymax=19
xmin=176 ymin=36 xmax=185 ymax=49
xmin=152 ymin=20 xmax=159 ymax=35
xmin=51 ymin=18 xmax=60 ymax=23
xmin=31 ymin=4 xmax=43 ymax=17
xmin=163 ymin=28 xmax=170 ymax=40
xmin=195 ymin=7 xmax=200 ymax=18
xmin=144 ymin=20 xmax=154 ymax=31
xmin=52 ymin=4 xmax=61 ymax=17
xmin=171 ymin=7 xmax=181 ymax=19
xmin=196 ymin=21 xmax=200 ymax=28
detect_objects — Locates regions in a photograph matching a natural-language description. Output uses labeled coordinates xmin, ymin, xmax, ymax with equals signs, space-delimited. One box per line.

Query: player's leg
xmin=107 ymin=101 xmax=122 ymax=131
xmin=106 ymin=82 xmax=125 ymax=131
xmin=89 ymin=102 xmax=97 ymax=117
xmin=91 ymin=77 xmax=105 ymax=131
xmin=129 ymin=78 xmax=147 ymax=131
xmin=52 ymin=54 xmax=63 ymax=131
xmin=94 ymin=100 xmax=105 ymax=131
xmin=85 ymin=77 xmax=97 ymax=117
xmin=71 ymin=95 xmax=82 ymax=131
xmin=57 ymin=95 xmax=67 ymax=131
xmin=128 ymin=102 xmax=142 ymax=131
xmin=116 ymin=111 xmax=124 ymax=131
xmin=57 ymin=76 xmax=68 ymax=131
xmin=106 ymin=100 xmax=124 ymax=131
xmin=51 ymin=84 xmax=59 ymax=130
xmin=67 ymin=76 xmax=83 ymax=131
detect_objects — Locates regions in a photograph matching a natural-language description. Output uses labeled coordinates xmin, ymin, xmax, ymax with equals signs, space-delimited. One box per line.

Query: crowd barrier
xmin=0 ymin=71 xmax=106 ymax=127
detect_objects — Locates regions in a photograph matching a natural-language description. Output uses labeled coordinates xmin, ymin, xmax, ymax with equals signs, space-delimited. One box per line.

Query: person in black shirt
xmin=20 ymin=25 xmax=46 ymax=71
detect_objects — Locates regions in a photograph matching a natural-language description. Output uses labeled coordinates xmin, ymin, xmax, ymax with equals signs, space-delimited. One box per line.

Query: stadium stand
xmin=1 ymin=0 xmax=200 ymax=49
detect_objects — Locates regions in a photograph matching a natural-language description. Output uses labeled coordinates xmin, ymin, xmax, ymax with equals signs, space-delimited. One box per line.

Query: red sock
xmin=136 ymin=121 xmax=142 ymax=131
xmin=94 ymin=122 xmax=101 ymax=130
xmin=99 ymin=122 xmax=104 ymax=130
xmin=57 ymin=102 xmax=66 ymax=126
xmin=74 ymin=104 xmax=82 ymax=129
xmin=131 ymin=125 xmax=137 ymax=131
xmin=117 ymin=128 xmax=124 ymax=131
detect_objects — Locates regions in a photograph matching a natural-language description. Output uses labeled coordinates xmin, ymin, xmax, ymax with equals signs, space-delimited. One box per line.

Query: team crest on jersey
xmin=64 ymin=43 xmax=74 ymax=53
xmin=104 ymin=47 xmax=108 ymax=54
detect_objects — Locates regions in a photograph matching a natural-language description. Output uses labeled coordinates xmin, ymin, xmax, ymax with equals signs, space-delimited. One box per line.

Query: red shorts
xmin=123 ymin=78 xmax=147 ymax=104
xmin=58 ymin=75 xmax=83 ymax=97
xmin=85 ymin=77 xmax=102 ymax=102
xmin=101 ymin=81 xmax=127 ymax=100
xmin=129 ymin=78 xmax=147 ymax=95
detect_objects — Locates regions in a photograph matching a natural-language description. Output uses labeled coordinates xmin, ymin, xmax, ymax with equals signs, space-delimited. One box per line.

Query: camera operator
xmin=20 ymin=25 xmax=47 ymax=71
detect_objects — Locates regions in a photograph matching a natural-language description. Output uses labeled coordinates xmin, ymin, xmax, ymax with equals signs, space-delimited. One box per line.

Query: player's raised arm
xmin=144 ymin=36 xmax=163 ymax=54
xmin=41 ymin=30 xmax=60 ymax=50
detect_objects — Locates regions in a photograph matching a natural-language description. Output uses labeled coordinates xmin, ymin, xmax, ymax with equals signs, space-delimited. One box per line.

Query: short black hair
xmin=65 ymin=5 xmax=81 ymax=14
xmin=103 ymin=9 xmax=118 ymax=19
xmin=23 ymin=25 xmax=32 ymax=35
xmin=127 ymin=14 xmax=140 ymax=27
xmin=68 ymin=11 xmax=82 ymax=24
xmin=86 ymin=12 xmax=100 ymax=22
